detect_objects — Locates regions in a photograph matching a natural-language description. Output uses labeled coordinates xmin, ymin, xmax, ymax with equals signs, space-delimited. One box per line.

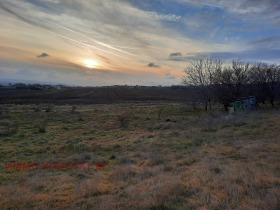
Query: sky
xmin=0 ymin=0 xmax=280 ymax=86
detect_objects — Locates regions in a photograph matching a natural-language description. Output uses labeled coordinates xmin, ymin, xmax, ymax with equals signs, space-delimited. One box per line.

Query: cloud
xmin=248 ymin=36 xmax=280 ymax=49
xmin=144 ymin=11 xmax=182 ymax=22
xmin=168 ymin=52 xmax=193 ymax=62
xmin=175 ymin=0 xmax=223 ymax=8
xmin=0 ymin=0 xmax=233 ymax=66
xmin=17 ymin=68 xmax=42 ymax=77
xmin=170 ymin=52 xmax=183 ymax=57
xmin=148 ymin=62 xmax=160 ymax=68
xmin=0 ymin=0 xmax=279 ymax=86
xmin=41 ymin=0 xmax=60 ymax=3
xmin=37 ymin=53 xmax=49 ymax=58
xmin=179 ymin=48 xmax=280 ymax=64
xmin=222 ymin=0 xmax=280 ymax=17
xmin=165 ymin=73 xmax=176 ymax=80
xmin=177 ymin=0 xmax=280 ymax=27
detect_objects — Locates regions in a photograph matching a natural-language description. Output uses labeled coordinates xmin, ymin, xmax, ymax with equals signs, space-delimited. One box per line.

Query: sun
xmin=83 ymin=59 xmax=98 ymax=68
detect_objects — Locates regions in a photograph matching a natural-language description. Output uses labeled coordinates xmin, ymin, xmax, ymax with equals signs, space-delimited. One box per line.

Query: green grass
xmin=0 ymin=103 xmax=280 ymax=209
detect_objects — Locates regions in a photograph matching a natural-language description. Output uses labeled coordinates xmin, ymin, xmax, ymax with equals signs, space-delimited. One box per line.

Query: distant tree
xmin=249 ymin=63 xmax=280 ymax=106
xmin=183 ymin=58 xmax=222 ymax=111
xmin=265 ymin=64 xmax=280 ymax=106
xmin=230 ymin=60 xmax=250 ymax=98
xmin=248 ymin=63 xmax=269 ymax=104
xmin=212 ymin=66 xmax=234 ymax=111
xmin=211 ymin=60 xmax=251 ymax=110
xmin=184 ymin=59 xmax=280 ymax=111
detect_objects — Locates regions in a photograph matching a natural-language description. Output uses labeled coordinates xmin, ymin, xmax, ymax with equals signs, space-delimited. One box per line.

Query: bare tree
xmin=265 ymin=64 xmax=280 ymax=106
xmin=249 ymin=63 xmax=280 ymax=106
xmin=212 ymin=66 xmax=234 ymax=111
xmin=248 ymin=63 xmax=280 ymax=106
xmin=248 ymin=63 xmax=269 ymax=104
xmin=184 ymin=59 xmax=280 ymax=111
xmin=183 ymin=58 xmax=222 ymax=111
xmin=231 ymin=60 xmax=250 ymax=98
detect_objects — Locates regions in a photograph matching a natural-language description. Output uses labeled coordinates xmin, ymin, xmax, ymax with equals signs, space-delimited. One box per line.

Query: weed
xmin=117 ymin=112 xmax=129 ymax=128
xmin=38 ymin=120 xmax=47 ymax=133
xmin=71 ymin=106 xmax=77 ymax=113
xmin=45 ymin=103 xmax=53 ymax=112
xmin=157 ymin=107 xmax=163 ymax=120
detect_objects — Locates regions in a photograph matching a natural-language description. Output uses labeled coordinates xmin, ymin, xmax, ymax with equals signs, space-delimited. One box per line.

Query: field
xmin=0 ymin=103 xmax=280 ymax=209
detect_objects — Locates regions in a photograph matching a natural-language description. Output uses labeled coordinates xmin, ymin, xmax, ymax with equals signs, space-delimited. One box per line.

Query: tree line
xmin=183 ymin=59 xmax=280 ymax=111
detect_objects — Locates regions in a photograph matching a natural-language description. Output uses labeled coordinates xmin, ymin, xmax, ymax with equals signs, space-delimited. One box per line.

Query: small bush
xmin=34 ymin=106 xmax=40 ymax=112
xmin=71 ymin=106 xmax=77 ymax=112
xmin=157 ymin=107 xmax=163 ymax=120
xmin=38 ymin=120 xmax=47 ymax=133
xmin=45 ymin=103 xmax=53 ymax=112
xmin=117 ymin=113 xmax=129 ymax=128
xmin=78 ymin=114 xmax=84 ymax=121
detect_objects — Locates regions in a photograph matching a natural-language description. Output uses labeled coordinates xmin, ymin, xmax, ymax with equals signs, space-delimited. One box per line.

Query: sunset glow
xmin=0 ymin=0 xmax=279 ymax=86
xmin=83 ymin=59 xmax=98 ymax=69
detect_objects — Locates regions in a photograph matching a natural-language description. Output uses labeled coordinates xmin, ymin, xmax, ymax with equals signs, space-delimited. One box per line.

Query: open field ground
xmin=0 ymin=103 xmax=280 ymax=209
xmin=0 ymin=86 xmax=195 ymax=105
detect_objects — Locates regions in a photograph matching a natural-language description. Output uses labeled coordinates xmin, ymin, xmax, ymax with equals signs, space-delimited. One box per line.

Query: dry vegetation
xmin=0 ymin=103 xmax=279 ymax=209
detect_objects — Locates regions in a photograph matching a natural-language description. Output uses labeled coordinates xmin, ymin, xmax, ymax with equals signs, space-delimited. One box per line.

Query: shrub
xmin=78 ymin=114 xmax=84 ymax=121
xmin=71 ymin=106 xmax=77 ymax=112
xmin=45 ymin=103 xmax=53 ymax=112
xmin=34 ymin=106 xmax=40 ymax=112
xmin=157 ymin=107 xmax=163 ymax=120
xmin=117 ymin=113 xmax=129 ymax=128
xmin=38 ymin=120 xmax=47 ymax=133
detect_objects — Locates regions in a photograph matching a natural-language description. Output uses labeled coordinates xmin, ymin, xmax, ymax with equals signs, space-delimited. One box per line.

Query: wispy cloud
xmin=41 ymin=0 xmax=60 ymax=3
xmin=0 ymin=0 xmax=279 ymax=86
xmin=248 ymin=36 xmax=280 ymax=49
xmin=165 ymin=72 xmax=176 ymax=80
xmin=143 ymin=11 xmax=182 ymax=21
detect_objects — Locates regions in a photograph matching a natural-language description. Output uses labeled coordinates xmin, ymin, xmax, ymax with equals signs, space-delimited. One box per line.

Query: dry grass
xmin=0 ymin=120 xmax=18 ymax=136
xmin=0 ymin=103 xmax=279 ymax=209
